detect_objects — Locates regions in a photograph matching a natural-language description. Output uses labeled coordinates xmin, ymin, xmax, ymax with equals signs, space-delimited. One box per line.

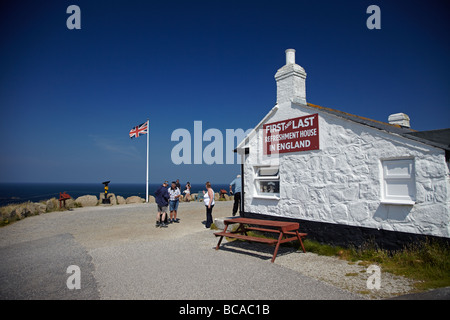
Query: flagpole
xmin=146 ymin=119 xmax=149 ymax=203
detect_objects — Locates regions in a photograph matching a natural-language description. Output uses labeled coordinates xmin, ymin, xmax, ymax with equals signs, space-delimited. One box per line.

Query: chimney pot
xmin=388 ymin=113 xmax=411 ymax=128
xmin=285 ymin=49 xmax=296 ymax=65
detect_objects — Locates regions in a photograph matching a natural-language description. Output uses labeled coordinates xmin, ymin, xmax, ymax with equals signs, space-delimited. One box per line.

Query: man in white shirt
xmin=168 ymin=181 xmax=181 ymax=223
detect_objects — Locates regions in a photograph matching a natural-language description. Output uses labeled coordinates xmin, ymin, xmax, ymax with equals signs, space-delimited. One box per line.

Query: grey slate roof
xmin=302 ymin=102 xmax=450 ymax=153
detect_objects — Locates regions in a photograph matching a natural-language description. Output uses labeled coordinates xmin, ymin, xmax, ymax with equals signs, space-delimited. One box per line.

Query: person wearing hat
xmin=229 ymin=174 xmax=242 ymax=216
xmin=154 ymin=181 xmax=170 ymax=228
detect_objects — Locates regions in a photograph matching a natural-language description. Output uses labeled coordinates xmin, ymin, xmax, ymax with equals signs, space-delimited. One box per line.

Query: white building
xmin=236 ymin=49 xmax=450 ymax=248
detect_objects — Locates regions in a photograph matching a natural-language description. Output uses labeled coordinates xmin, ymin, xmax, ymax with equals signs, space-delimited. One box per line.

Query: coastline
xmin=0 ymin=191 xmax=234 ymax=227
xmin=0 ymin=182 xmax=232 ymax=207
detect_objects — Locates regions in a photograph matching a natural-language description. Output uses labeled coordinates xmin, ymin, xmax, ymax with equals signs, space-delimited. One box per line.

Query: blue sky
xmin=0 ymin=0 xmax=449 ymax=184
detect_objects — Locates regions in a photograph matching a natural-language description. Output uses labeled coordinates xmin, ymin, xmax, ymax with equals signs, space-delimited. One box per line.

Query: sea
xmin=0 ymin=182 xmax=231 ymax=207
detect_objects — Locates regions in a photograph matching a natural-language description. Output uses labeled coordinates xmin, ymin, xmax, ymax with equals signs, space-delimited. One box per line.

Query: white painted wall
xmin=243 ymin=102 xmax=450 ymax=238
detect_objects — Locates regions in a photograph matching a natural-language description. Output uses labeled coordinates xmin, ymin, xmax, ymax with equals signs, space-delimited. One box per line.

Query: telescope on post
xmin=102 ymin=181 xmax=111 ymax=204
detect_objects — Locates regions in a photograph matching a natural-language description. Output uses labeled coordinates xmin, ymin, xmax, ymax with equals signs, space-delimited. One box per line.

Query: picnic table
xmin=214 ymin=217 xmax=307 ymax=263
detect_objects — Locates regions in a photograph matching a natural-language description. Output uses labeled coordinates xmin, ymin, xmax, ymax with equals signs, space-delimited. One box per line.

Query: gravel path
xmin=275 ymin=250 xmax=416 ymax=299
xmin=0 ymin=201 xmax=417 ymax=299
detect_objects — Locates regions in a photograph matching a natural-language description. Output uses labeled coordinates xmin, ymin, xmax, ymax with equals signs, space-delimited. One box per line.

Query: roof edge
xmin=303 ymin=102 xmax=450 ymax=152
xmin=306 ymin=102 xmax=416 ymax=132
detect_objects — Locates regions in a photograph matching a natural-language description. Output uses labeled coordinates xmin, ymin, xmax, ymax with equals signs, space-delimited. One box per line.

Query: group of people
xmin=154 ymin=179 xmax=185 ymax=228
xmin=153 ymin=175 xmax=242 ymax=229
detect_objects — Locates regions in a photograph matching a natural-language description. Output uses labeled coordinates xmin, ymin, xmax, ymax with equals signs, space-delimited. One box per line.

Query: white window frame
xmin=253 ymin=165 xmax=280 ymax=200
xmin=380 ymin=158 xmax=416 ymax=205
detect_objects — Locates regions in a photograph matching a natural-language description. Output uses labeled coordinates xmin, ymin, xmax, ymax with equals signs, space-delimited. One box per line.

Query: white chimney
xmin=286 ymin=48 xmax=296 ymax=64
xmin=275 ymin=49 xmax=307 ymax=105
xmin=388 ymin=113 xmax=411 ymax=128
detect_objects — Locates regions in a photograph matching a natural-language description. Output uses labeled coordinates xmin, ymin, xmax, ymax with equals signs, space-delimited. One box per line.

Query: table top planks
xmin=224 ymin=217 xmax=299 ymax=232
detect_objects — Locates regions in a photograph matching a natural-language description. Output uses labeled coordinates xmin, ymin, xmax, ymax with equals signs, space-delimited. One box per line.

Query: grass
xmin=216 ymin=225 xmax=450 ymax=291
xmin=353 ymin=239 xmax=450 ymax=290
xmin=0 ymin=198 xmax=74 ymax=227
xmin=309 ymin=238 xmax=450 ymax=291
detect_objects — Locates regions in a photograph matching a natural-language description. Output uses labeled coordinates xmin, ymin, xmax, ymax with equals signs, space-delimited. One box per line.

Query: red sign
xmin=263 ymin=114 xmax=319 ymax=155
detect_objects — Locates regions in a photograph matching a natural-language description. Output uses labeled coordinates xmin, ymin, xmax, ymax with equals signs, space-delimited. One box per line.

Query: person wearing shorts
xmin=168 ymin=181 xmax=181 ymax=223
xmin=154 ymin=181 xmax=170 ymax=228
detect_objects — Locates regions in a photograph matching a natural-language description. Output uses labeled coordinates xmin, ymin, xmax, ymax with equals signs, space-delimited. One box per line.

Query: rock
xmin=116 ymin=195 xmax=126 ymax=205
xmin=46 ymin=198 xmax=59 ymax=211
xmin=12 ymin=207 xmax=28 ymax=219
xmin=2 ymin=207 xmax=16 ymax=220
xmin=99 ymin=193 xmax=117 ymax=205
xmin=38 ymin=203 xmax=47 ymax=212
xmin=27 ymin=202 xmax=46 ymax=214
xmin=75 ymin=195 xmax=98 ymax=207
xmin=214 ymin=192 xmax=220 ymax=201
xmin=63 ymin=199 xmax=76 ymax=209
xmin=126 ymin=196 xmax=145 ymax=204
xmin=7 ymin=202 xmax=46 ymax=219
xmin=54 ymin=197 xmax=75 ymax=210
xmin=148 ymin=195 xmax=155 ymax=203
xmin=109 ymin=193 xmax=117 ymax=205
xmin=1 ymin=201 xmax=48 ymax=224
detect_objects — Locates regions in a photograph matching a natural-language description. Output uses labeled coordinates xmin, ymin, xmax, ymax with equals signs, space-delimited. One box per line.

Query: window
xmin=381 ymin=158 xmax=416 ymax=204
xmin=254 ymin=166 xmax=280 ymax=199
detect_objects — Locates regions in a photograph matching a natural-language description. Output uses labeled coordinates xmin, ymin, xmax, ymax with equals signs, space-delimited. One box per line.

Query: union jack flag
xmin=129 ymin=121 xmax=148 ymax=138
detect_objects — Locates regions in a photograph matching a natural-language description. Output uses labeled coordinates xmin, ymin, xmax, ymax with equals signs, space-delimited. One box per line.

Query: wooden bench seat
xmin=244 ymin=226 xmax=307 ymax=238
xmin=214 ymin=217 xmax=307 ymax=263
xmin=214 ymin=231 xmax=278 ymax=245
